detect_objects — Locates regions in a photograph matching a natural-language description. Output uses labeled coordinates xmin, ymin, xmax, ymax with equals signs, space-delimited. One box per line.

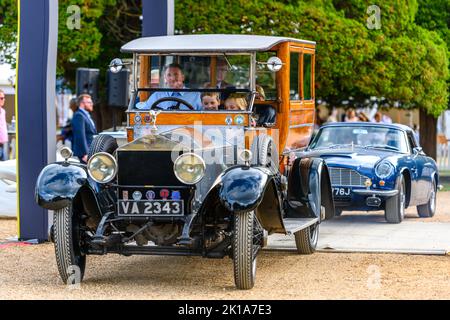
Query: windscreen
xmin=134 ymin=54 xmax=252 ymax=111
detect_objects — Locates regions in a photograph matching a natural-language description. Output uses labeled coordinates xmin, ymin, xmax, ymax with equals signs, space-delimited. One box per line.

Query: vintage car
xmin=300 ymin=122 xmax=438 ymax=223
xmin=35 ymin=34 xmax=335 ymax=290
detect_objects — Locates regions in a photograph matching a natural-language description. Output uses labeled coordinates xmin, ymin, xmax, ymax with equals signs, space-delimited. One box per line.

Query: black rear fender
xmin=287 ymin=157 xmax=335 ymax=220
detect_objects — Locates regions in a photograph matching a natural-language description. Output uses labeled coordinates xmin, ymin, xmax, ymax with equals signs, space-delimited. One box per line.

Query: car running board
xmin=283 ymin=218 xmax=319 ymax=235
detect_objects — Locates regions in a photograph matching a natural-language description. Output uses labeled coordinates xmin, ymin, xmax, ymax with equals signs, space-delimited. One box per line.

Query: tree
xmin=0 ymin=0 xmax=18 ymax=66
xmin=415 ymin=0 xmax=450 ymax=158
xmin=175 ymin=0 xmax=449 ymax=158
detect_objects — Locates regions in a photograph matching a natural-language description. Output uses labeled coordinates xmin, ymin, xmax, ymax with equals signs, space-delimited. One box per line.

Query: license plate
xmin=333 ymin=187 xmax=351 ymax=197
xmin=118 ymin=200 xmax=184 ymax=216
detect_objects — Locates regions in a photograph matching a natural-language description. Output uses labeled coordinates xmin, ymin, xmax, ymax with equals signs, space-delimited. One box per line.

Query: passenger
xmin=201 ymin=92 xmax=220 ymax=111
xmin=138 ymin=63 xmax=202 ymax=110
xmin=205 ymin=58 xmax=231 ymax=89
xmin=224 ymin=95 xmax=248 ymax=111
xmin=255 ymin=85 xmax=266 ymax=101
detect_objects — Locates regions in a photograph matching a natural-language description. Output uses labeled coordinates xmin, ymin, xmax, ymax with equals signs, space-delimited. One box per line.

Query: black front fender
xmin=35 ymin=162 xmax=93 ymax=210
xmin=218 ymin=165 xmax=273 ymax=213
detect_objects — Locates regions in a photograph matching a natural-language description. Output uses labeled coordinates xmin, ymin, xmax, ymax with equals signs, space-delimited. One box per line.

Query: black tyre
xmin=385 ymin=175 xmax=406 ymax=224
xmin=54 ymin=205 xmax=86 ymax=285
xmin=233 ymin=211 xmax=260 ymax=290
xmin=250 ymin=135 xmax=279 ymax=174
xmin=88 ymin=134 xmax=118 ymax=159
xmin=335 ymin=208 xmax=343 ymax=217
xmin=294 ymin=223 xmax=319 ymax=254
xmin=417 ymin=178 xmax=437 ymax=218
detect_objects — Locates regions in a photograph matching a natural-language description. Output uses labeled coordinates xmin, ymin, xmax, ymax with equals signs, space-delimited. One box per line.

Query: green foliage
xmin=0 ymin=0 xmax=18 ymax=66
xmin=175 ymin=0 xmax=449 ymax=116
xmin=0 ymin=0 xmax=448 ymax=117
xmin=0 ymin=0 xmax=117 ymax=75
xmin=57 ymin=0 xmax=116 ymax=76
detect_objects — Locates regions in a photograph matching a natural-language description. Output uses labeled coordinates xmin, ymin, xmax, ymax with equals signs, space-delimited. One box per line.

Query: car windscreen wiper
xmin=327 ymin=143 xmax=362 ymax=149
xmin=364 ymin=144 xmax=399 ymax=151
xmin=311 ymin=143 xmax=361 ymax=150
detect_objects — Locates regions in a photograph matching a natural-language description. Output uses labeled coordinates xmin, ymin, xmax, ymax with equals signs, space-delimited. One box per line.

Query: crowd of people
xmin=323 ymin=107 xmax=420 ymax=141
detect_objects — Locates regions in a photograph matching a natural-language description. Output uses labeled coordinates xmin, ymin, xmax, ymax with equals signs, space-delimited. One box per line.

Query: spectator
xmin=59 ymin=98 xmax=78 ymax=146
xmin=382 ymin=114 xmax=393 ymax=124
xmin=344 ymin=108 xmax=359 ymax=122
xmin=0 ymin=89 xmax=7 ymax=161
xmin=326 ymin=108 xmax=338 ymax=123
xmin=413 ymin=124 xmax=420 ymax=142
xmin=358 ymin=111 xmax=370 ymax=122
xmin=72 ymin=94 xmax=97 ymax=163
xmin=372 ymin=111 xmax=383 ymax=123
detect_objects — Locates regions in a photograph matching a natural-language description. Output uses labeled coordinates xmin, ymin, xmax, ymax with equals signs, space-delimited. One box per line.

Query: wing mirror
xmin=257 ymin=57 xmax=284 ymax=72
xmin=266 ymin=57 xmax=284 ymax=72
xmin=413 ymin=147 xmax=423 ymax=155
xmin=108 ymin=58 xmax=131 ymax=73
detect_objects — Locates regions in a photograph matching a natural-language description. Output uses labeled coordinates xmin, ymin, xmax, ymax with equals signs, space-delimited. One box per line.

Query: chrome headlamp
xmin=59 ymin=147 xmax=73 ymax=161
xmin=239 ymin=149 xmax=253 ymax=165
xmin=375 ymin=161 xmax=394 ymax=179
xmin=173 ymin=153 xmax=206 ymax=185
xmin=87 ymin=152 xmax=118 ymax=183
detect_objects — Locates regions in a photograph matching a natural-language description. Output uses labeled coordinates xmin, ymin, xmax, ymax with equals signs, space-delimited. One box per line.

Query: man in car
xmin=138 ymin=63 xmax=202 ymax=110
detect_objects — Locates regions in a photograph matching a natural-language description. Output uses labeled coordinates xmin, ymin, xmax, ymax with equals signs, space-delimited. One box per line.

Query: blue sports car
xmin=299 ymin=122 xmax=438 ymax=223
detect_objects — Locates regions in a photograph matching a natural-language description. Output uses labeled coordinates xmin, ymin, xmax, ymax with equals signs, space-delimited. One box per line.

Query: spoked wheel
xmin=233 ymin=210 xmax=263 ymax=290
xmin=385 ymin=175 xmax=406 ymax=224
xmin=54 ymin=205 xmax=86 ymax=285
xmin=417 ymin=177 xmax=437 ymax=218
xmin=294 ymin=222 xmax=319 ymax=254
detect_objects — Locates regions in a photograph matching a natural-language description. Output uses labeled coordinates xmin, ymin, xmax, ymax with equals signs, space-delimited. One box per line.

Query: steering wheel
xmin=150 ymin=96 xmax=195 ymax=110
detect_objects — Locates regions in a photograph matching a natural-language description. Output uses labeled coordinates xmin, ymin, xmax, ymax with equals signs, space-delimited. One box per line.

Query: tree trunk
xmin=419 ymin=108 xmax=437 ymax=160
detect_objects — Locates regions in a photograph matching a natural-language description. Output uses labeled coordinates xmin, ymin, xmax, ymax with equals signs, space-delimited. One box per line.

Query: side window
xmin=303 ymin=53 xmax=312 ymax=100
xmin=289 ymin=52 xmax=299 ymax=100
xmin=256 ymin=52 xmax=277 ymax=100
xmin=407 ymin=132 xmax=417 ymax=152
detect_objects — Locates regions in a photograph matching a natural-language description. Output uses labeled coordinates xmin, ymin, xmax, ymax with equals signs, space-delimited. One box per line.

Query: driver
xmin=137 ymin=63 xmax=202 ymax=110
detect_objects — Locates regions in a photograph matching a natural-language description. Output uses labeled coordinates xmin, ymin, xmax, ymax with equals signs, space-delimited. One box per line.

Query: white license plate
xmin=333 ymin=187 xmax=351 ymax=197
xmin=118 ymin=200 xmax=183 ymax=216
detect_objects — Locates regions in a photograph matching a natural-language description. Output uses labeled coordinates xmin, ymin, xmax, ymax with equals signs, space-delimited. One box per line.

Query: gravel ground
xmin=0 ymin=193 xmax=449 ymax=300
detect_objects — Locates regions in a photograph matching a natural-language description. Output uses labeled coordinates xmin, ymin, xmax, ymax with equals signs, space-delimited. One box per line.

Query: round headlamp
xmin=375 ymin=161 xmax=394 ymax=179
xmin=87 ymin=152 xmax=118 ymax=183
xmin=59 ymin=147 xmax=73 ymax=161
xmin=239 ymin=149 xmax=253 ymax=164
xmin=173 ymin=153 xmax=206 ymax=185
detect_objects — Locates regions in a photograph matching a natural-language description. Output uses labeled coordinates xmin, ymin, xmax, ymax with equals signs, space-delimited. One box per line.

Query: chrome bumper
xmin=352 ymin=189 xmax=398 ymax=197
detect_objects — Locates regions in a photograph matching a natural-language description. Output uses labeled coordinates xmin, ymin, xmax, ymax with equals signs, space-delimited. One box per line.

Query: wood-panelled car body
xmin=35 ymin=35 xmax=334 ymax=289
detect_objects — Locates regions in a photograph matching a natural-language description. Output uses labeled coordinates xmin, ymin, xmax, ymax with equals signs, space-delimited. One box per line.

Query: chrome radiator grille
xmin=329 ymin=167 xmax=369 ymax=187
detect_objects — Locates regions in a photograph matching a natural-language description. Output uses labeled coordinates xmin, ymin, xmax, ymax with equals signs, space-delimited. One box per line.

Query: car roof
xmin=121 ymin=34 xmax=315 ymax=54
xmin=320 ymin=122 xmax=413 ymax=132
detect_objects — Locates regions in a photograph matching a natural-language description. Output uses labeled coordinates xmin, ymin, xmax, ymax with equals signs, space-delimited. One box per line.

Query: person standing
xmin=344 ymin=108 xmax=359 ymax=122
xmin=72 ymin=94 xmax=97 ymax=163
xmin=0 ymin=90 xmax=8 ymax=161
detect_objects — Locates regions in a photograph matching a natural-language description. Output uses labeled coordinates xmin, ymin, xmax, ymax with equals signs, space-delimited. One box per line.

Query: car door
xmin=406 ymin=131 xmax=429 ymax=205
